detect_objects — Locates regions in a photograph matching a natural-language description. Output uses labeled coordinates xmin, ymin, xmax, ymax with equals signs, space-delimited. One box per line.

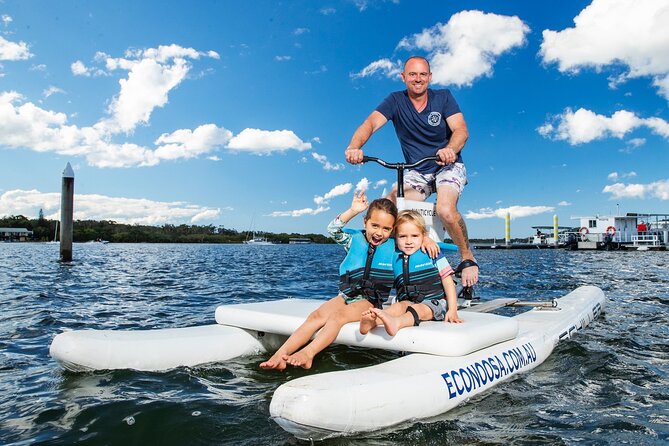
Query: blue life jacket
xmin=393 ymin=250 xmax=445 ymax=303
xmin=338 ymin=229 xmax=395 ymax=306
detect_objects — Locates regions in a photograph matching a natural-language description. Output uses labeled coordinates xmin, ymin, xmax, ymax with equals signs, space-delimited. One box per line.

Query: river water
xmin=0 ymin=243 xmax=667 ymax=445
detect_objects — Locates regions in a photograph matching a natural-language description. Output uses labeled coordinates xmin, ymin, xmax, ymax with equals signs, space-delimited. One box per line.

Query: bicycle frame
xmin=362 ymin=156 xmax=452 ymax=246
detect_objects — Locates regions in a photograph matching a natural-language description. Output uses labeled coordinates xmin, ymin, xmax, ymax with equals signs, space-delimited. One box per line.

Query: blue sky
xmin=1 ymin=0 xmax=668 ymax=238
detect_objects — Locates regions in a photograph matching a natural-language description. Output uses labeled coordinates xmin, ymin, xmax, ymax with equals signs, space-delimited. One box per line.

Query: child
xmin=260 ymin=190 xmax=398 ymax=370
xmin=360 ymin=210 xmax=464 ymax=336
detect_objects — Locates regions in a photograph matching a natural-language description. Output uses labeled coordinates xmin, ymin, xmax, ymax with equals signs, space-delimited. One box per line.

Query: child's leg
xmin=286 ymin=299 xmax=373 ymax=369
xmin=360 ymin=301 xmax=409 ymax=334
xmin=373 ymin=302 xmax=433 ymax=336
xmin=260 ymin=295 xmax=346 ymax=370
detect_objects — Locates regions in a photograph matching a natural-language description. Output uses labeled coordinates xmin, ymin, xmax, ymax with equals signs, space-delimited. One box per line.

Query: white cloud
xmin=0 ymin=35 xmax=32 ymax=61
xmin=312 ymin=152 xmax=345 ymax=171
xmin=0 ymin=91 xmax=156 ymax=167
xmin=353 ymin=0 xmax=369 ymax=11
xmin=305 ymin=65 xmax=327 ymax=75
xmin=293 ymin=28 xmax=309 ymax=35
xmin=70 ymin=60 xmax=107 ymax=77
xmin=356 ymin=178 xmax=370 ymax=192
xmin=538 ymin=108 xmax=669 ymax=145
xmin=101 ymin=57 xmax=189 ymax=133
xmin=314 ymin=183 xmax=353 ymax=205
xmin=0 ymin=189 xmax=221 ymax=225
xmin=465 ymin=205 xmax=555 ymax=220
xmin=275 ymin=55 xmax=292 ymax=62
xmin=0 ymin=91 xmax=311 ymax=167
xmin=43 ymin=86 xmax=65 ymax=99
xmin=2 ymin=15 xmax=13 ymax=26
xmin=71 ymin=60 xmax=89 ymax=76
xmin=362 ymin=10 xmax=529 ymax=86
xmin=2 ymin=42 xmax=311 ymax=167
xmin=154 ymin=124 xmax=233 ymax=160
xmin=540 ymin=0 xmax=669 ymax=102
xmin=602 ymin=179 xmax=669 ymax=200
xmin=628 ymin=138 xmax=646 ymax=147
xmin=71 ymin=45 xmax=220 ymax=134
xmin=373 ymin=179 xmax=387 ymax=189
xmin=558 ymin=201 xmax=572 ymax=206
xmin=320 ymin=7 xmax=336 ymax=15
xmin=228 ymin=128 xmax=312 ymax=153
xmin=270 ymin=181 xmax=355 ymax=218
xmin=268 ymin=206 xmax=329 ymax=217
xmin=351 ymin=58 xmax=401 ymax=79
xmin=608 ymin=171 xmax=637 ymax=181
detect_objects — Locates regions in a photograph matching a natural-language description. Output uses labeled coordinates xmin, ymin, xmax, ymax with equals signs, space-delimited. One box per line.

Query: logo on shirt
xmin=428 ymin=112 xmax=442 ymax=126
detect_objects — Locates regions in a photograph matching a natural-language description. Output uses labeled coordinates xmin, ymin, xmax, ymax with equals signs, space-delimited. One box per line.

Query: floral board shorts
xmin=404 ymin=162 xmax=468 ymax=198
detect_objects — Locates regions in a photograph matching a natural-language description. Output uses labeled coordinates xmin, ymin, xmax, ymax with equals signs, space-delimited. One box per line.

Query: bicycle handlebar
xmin=362 ymin=155 xmax=439 ymax=170
xmin=361 ymin=155 xmax=439 ymax=198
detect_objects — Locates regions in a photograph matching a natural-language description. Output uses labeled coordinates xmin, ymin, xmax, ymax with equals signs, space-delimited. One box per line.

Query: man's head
xmin=401 ymin=56 xmax=431 ymax=97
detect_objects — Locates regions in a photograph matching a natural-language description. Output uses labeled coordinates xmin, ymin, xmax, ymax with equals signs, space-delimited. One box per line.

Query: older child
xmin=360 ymin=210 xmax=463 ymax=336
xmin=260 ymin=190 xmax=398 ymax=370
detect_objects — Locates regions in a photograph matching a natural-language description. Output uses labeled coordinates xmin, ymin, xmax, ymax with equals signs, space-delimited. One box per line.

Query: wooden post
xmin=60 ymin=163 xmax=74 ymax=262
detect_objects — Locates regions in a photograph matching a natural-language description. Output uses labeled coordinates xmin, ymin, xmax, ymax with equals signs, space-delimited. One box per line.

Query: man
xmin=345 ymin=55 xmax=478 ymax=287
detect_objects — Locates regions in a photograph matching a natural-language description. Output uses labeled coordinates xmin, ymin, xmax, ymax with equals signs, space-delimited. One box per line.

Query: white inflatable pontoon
xmin=50 ymin=285 xmax=605 ymax=439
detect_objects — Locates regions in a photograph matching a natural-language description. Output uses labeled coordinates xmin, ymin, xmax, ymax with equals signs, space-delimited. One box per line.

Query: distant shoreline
xmin=0 ymin=215 xmax=334 ymax=244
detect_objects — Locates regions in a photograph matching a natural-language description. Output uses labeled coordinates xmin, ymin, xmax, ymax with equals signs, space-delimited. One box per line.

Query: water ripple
xmin=0 ymin=243 xmax=667 ymax=445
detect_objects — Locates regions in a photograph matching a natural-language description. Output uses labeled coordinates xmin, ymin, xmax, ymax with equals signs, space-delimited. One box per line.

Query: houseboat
xmin=573 ymin=213 xmax=668 ymax=251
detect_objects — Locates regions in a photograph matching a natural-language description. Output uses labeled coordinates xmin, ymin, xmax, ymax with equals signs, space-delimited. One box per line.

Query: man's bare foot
xmin=260 ymin=350 xmax=287 ymax=370
xmin=372 ymin=308 xmax=403 ymax=336
xmin=285 ymin=350 xmax=314 ymax=369
xmin=359 ymin=309 xmax=378 ymax=334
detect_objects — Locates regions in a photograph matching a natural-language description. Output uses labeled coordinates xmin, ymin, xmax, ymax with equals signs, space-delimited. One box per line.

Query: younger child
xmin=360 ymin=210 xmax=464 ymax=336
xmin=260 ymin=190 xmax=397 ymax=370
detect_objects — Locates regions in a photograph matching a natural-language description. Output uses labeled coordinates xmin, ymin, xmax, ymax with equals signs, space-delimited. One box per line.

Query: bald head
xmin=403 ymin=56 xmax=431 ymax=73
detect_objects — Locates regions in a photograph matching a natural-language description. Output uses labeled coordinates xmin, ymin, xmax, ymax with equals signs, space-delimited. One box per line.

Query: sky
xmin=1 ymin=0 xmax=668 ymax=239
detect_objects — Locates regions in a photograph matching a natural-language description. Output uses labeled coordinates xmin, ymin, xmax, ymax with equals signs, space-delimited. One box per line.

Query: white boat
xmin=49 ymin=285 xmax=605 ymax=440
xmin=244 ymin=233 xmax=273 ymax=245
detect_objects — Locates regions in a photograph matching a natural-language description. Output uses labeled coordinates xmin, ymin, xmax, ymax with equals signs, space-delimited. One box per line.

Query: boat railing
xmin=632 ymin=234 xmax=662 ymax=246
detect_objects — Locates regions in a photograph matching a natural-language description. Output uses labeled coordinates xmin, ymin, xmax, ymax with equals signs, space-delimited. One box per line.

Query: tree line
xmin=0 ymin=212 xmax=334 ymax=244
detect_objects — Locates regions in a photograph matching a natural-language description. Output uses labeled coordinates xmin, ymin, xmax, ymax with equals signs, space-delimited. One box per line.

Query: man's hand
xmin=345 ymin=147 xmax=365 ymax=164
xmin=436 ymin=147 xmax=456 ymax=166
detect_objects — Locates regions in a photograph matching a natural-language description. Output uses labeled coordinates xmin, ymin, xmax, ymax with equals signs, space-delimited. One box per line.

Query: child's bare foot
xmin=359 ymin=309 xmax=378 ymax=334
xmin=373 ymin=308 xmax=403 ymax=336
xmin=285 ymin=350 xmax=314 ymax=369
xmin=260 ymin=350 xmax=287 ymax=370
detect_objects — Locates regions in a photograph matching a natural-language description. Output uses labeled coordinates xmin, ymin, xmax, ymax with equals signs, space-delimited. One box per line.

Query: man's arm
xmin=345 ymin=111 xmax=388 ymax=164
xmin=436 ymin=112 xmax=469 ymax=165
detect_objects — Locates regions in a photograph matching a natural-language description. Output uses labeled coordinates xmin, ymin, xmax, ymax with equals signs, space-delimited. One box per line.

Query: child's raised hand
xmin=350 ymin=190 xmax=369 ymax=214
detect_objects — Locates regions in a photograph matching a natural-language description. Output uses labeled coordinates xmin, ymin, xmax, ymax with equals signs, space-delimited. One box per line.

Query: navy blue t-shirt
xmin=376 ymin=89 xmax=462 ymax=174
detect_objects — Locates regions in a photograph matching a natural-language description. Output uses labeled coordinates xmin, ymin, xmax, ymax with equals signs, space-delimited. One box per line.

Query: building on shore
xmin=289 ymin=237 xmax=312 ymax=244
xmin=0 ymin=228 xmax=33 ymax=242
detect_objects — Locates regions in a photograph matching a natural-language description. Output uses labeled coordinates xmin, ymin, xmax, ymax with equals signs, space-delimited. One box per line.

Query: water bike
xmin=361 ymin=154 xmax=477 ymax=298
xmin=49 ymin=156 xmax=607 ymax=440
